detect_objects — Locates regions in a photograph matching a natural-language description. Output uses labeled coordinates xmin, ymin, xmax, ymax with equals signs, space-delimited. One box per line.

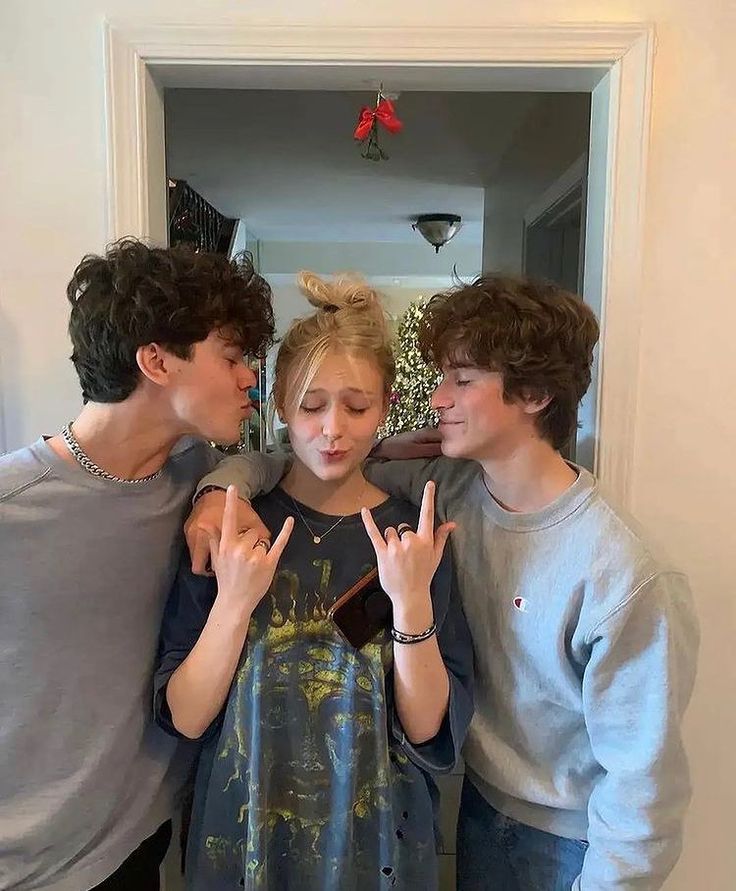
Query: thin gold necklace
xmin=288 ymin=481 xmax=368 ymax=545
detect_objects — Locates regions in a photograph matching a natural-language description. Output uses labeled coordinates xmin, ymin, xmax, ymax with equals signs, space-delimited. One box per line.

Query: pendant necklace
xmin=288 ymin=481 xmax=368 ymax=545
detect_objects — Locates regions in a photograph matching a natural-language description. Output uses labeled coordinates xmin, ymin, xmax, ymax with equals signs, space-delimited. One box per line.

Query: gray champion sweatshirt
xmin=199 ymin=453 xmax=699 ymax=891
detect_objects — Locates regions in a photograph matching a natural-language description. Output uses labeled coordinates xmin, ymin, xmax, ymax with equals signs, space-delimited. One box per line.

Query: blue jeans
xmin=456 ymin=778 xmax=587 ymax=891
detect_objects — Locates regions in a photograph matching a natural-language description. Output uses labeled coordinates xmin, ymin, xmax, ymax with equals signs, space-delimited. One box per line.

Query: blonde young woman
xmin=154 ymin=274 xmax=473 ymax=891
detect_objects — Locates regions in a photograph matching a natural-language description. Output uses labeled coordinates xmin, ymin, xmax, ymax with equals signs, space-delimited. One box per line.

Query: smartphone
xmin=328 ymin=567 xmax=393 ymax=649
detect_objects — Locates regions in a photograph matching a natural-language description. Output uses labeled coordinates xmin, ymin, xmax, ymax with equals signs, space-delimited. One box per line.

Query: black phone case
xmin=327 ymin=567 xmax=393 ymax=649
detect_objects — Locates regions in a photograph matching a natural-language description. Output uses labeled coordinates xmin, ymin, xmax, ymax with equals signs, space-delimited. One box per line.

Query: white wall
xmin=259 ymin=236 xmax=480 ymax=341
xmin=259 ymin=238 xmax=480 ymax=340
xmin=1 ymin=2 xmax=734 ymax=889
xmin=258 ymin=238 xmax=476 ymax=349
xmin=481 ymin=93 xmax=591 ymax=273
xmin=259 ymin=239 xmax=481 ymax=281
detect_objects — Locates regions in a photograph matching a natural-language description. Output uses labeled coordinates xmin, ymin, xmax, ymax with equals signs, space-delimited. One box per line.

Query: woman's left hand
xmin=361 ymin=481 xmax=455 ymax=619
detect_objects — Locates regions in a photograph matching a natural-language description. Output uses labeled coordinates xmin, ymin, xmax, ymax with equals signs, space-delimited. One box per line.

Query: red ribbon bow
xmin=353 ymin=97 xmax=403 ymax=141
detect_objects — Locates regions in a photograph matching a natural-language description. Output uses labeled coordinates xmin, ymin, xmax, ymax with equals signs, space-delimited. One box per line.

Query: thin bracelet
xmin=391 ymin=622 xmax=437 ymax=645
xmin=192 ymin=484 xmax=226 ymax=506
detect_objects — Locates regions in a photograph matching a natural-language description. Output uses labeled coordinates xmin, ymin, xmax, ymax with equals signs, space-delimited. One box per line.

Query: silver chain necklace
xmin=61 ymin=422 xmax=163 ymax=484
xmin=288 ymin=482 xmax=367 ymax=545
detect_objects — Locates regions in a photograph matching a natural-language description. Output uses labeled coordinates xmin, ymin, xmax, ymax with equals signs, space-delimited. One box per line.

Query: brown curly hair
xmin=67 ymin=238 xmax=275 ymax=402
xmin=418 ymin=274 xmax=599 ymax=450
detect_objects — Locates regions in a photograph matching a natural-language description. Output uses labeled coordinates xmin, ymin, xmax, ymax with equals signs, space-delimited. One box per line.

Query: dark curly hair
xmin=418 ymin=274 xmax=600 ymax=450
xmin=67 ymin=238 xmax=275 ymax=402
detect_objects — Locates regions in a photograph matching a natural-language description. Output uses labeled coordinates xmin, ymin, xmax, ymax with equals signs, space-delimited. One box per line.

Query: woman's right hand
xmin=203 ymin=486 xmax=294 ymax=621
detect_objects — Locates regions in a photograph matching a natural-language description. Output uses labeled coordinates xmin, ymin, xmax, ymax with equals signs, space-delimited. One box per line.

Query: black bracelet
xmin=390 ymin=622 xmax=437 ymax=645
xmin=192 ymin=484 xmax=226 ymax=506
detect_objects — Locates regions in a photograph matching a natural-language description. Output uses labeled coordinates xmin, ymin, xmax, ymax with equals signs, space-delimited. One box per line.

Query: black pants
xmin=90 ymin=821 xmax=172 ymax=891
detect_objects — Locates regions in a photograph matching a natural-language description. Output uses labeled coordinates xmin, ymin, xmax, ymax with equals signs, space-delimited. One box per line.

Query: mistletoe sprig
xmin=353 ymin=87 xmax=403 ymax=161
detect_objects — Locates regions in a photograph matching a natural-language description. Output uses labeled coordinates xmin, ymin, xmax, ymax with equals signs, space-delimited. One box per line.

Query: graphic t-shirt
xmin=155 ymin=487 xmax=474 ymax=891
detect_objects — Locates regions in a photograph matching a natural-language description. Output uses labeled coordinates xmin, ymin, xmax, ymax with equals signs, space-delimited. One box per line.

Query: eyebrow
xmin=303 ymin=387 xmax=376 ymax=397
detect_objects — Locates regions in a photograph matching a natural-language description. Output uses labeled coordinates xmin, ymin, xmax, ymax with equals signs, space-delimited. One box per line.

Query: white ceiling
xmin=165 ymin=89 xmax=574 ymax=245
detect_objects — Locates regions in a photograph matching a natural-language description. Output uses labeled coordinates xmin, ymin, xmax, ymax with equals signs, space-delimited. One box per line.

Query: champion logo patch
xmin=513 ymin=596 xmax=529 ymax=613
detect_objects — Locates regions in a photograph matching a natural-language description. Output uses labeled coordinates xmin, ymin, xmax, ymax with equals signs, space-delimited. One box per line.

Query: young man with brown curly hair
xmin=190 ymin=274 xmax=699 ymax=891
xmin=0 ymin=239 xmax=274 ymax=891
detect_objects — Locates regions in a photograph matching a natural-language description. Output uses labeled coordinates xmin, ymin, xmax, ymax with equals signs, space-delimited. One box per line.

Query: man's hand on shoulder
xmin=372 ymin=428 xmax=442 ymax=461
xmin=185 ymin=488 xmax=271 ymax=576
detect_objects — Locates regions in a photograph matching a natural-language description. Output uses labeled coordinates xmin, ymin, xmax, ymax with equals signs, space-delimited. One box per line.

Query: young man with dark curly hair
xmin=0 ymin=239 xmax=274 ymax=891
xmin=189 ymin=274 xmax=699 ymax=891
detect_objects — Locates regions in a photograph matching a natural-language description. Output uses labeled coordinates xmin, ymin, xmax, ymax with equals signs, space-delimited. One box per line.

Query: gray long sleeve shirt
xmin=0 ymin=437 xmax=217 ymax=891
xmin=199 ymin=453 xmax=699 ymax=891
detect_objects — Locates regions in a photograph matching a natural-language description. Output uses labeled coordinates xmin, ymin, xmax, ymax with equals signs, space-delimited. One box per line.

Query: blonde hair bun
xmin=297 ymin=270 xmax=380 ymax=314
xmin=272 ymin=270 xmax=396 ymax=419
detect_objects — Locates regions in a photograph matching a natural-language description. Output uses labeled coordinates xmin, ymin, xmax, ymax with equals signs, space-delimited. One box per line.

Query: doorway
xmin=164 ymin=87 xmax=591 ymax=460
xmin=104 ymin=22 xmax=654 ymax=506
xmin=103 ymin=22 xmax=653 ymax=891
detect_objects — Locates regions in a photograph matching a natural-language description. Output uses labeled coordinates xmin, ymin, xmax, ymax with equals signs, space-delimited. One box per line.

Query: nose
xmin=238 ymin=364 xmax=257 ymax=391
xmin=431 ymin=377 xmax=453 ymax=412
xmin=321 ymin=405 xmax=343 ymax=442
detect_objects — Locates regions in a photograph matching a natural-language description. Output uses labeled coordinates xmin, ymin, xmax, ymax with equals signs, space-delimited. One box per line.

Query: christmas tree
xmin=379 ymin=299 xmax=441 ymax=437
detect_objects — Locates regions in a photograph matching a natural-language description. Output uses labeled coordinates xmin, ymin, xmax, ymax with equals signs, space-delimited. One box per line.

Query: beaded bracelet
xmin=390 ymin=622 xmax=437 ymax=645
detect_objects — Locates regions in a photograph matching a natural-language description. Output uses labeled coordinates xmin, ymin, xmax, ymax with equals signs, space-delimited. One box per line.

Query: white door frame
xmin=103 ymin=22 xmax=654 ymax=508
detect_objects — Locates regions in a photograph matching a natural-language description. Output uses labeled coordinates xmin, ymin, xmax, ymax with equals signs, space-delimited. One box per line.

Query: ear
xmin=519 ymin=389 xmax=553 ymax=416
xmin=136 ymin=343 xmax=175 ymax=387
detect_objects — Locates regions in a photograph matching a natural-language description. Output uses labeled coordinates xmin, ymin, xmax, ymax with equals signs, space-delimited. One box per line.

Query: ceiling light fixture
xmin=412 ymin=214 xmax=462 ymax=253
